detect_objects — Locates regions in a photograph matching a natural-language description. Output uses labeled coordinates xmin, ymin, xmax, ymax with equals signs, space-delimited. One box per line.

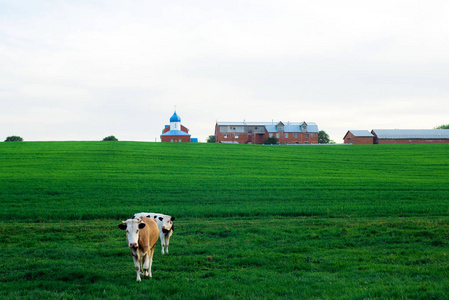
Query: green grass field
xmin=1 ymin=142 xmax=448 ymax=299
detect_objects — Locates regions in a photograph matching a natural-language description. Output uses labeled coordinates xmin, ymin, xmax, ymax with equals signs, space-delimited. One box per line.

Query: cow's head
xmin=161 ymin=216 xmax=175 ymax=233
xmin=118 ymin=218 xmax=146 ymax=249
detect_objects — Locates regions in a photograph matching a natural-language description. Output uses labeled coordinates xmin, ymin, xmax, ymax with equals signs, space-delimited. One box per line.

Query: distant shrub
xmin=207 ymin=135 xmax=216 ymax=143
xmin=103 ymin=136 xmax=118 ymax=141
xmin=5 ymin=136 xmax=23 ymax=142
xmin=318 ymin=130 xmax=330 ymax=144
xmin=435 ymin=124 xmax=449 ymax=129
xmin=263 ymin=137 xmax=279 ymax=145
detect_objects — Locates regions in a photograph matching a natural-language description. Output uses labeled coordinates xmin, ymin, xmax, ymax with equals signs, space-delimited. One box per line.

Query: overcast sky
xmin=1 ymin=0 xmax=448 ymax=142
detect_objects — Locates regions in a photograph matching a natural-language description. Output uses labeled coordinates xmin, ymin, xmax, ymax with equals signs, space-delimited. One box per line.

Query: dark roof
xmin=372 ymin=129 xmax=449 ymax=139
xmin=161 ymin=130 xmax=190 ymax=136
xmin=345 ymin=130 xmax=374 ymax=138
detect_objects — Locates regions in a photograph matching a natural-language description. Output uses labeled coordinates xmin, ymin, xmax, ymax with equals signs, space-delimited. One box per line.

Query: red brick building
xmin=161 ymin=111 xmax=191 ymax=142
xmin=371 ymin=129 xmax=449 ymax=144
xmin=343 ymin=130 xmax=374 ymax=145
xmin=215 ymin=121 xmax=319 ymax=144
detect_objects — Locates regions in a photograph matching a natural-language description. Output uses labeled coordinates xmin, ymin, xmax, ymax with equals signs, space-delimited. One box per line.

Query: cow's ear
xmin=138 ymin=223 xmax=146 ymax=229
xmin=171 ymin=216 xmax=175 ymax=221
xmin=118 ymin=223 xmax=127 ymax=230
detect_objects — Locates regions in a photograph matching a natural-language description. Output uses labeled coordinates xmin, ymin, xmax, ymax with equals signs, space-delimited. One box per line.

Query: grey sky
xmin=1 ymin=0 xmax=448 ymax=142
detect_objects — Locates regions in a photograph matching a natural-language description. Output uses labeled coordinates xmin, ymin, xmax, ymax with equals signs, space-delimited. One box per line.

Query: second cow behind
xmin=133 ymin=212 xmax=175 ymax=254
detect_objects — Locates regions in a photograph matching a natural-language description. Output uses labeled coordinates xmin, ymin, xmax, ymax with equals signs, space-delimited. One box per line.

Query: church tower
xmin=170 ymin=111 xmax=181 ymax=131
xmin=161 ymin=111 xmax=191 ymax=142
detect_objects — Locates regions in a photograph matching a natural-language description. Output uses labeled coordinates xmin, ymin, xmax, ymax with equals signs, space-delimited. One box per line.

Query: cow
xmin=118 ymin=217 xmax=159 ymax=282
xmin=132 ymin=212 xmax=175 ymax=255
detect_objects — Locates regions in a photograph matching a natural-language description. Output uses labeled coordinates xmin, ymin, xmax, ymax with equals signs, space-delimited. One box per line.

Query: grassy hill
xmin=1 ymin=142 xmax=448 ymax=299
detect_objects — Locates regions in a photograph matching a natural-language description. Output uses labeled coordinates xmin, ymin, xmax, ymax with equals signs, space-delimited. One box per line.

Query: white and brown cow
xmin=118 ymin=217 xmax=159 ymax=281
xmin=132 ymin=212 xmax=175 ymax=255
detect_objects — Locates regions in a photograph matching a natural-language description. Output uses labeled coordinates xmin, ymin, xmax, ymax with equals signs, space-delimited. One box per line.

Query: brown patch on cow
xmin=138 ymin=217 xmax=159 ymax=254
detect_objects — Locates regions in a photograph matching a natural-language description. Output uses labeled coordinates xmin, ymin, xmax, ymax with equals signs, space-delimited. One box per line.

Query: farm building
xmin=161 ymin=111 xmax=191 ymax=143
xmin=371 ymin=129 xmax=449 ymax=144
xmin=215 ymin=121 xmax=319 ymax=144
xmin=343 ymin=130 xmax=374 ymax=145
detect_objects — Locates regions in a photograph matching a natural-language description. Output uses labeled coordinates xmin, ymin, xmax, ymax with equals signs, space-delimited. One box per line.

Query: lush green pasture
xmin=1 ymin=142 xmax=448 ymax=299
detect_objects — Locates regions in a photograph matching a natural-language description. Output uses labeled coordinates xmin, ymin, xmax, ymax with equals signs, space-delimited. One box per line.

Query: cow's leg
xmin=160 ymin=234 xmax=166 ymax=254
xmin=165 ymin=236 xmax=170 ymax=254
xmin=142 ymin=252 xmax=150 ymax=277
xmin=132 ymin=256 xmax=142 ymax=282
xmin=148 ymin=247 xmax=155 ymax=277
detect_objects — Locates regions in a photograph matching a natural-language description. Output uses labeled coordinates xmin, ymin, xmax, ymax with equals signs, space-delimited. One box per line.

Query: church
xmin=160 ymin=111 xmax=191 ymax=142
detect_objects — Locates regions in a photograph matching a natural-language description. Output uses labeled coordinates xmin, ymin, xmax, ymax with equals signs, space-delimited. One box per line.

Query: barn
xmin=161 ymin=111 xmax=191 ymax=143
xmin=343 ymin=130 xmax=374 ymax=145
xmin=371 ymin=129 xmax=449 ymax=144
xmin=215 ymin=121 xmax=319 ymax=144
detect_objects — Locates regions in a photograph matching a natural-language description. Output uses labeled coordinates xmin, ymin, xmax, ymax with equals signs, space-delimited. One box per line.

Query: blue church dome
xmin=170 ymin=111 xmax=181 ymax=122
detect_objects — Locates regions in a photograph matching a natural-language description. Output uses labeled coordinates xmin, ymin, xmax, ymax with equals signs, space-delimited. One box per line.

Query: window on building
xmin=170 ymin=139 xmax=174 ymax=142
xmin=285 ymin=133 xmax=288 ymax=138
xmin=294 ymin=133 xmax=298 ymax=138
xmin=269 ymin=133 xmax=273 ymax=138
xmin=305 ymin=134 xmax=310 ymax=138
xmin=224 ymin=134 xmax=229 ymax=139
xmin=235 ymin=134 xmax=239 ymax=138
xmin=276 ymin=133 xmax=280 ymax=138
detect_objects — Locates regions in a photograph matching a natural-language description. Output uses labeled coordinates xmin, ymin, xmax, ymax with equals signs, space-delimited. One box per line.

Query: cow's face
xmin=162 ymin=218 xmax=174 ymax=233
xmin=118 ymin=218 xmax=146 ymax=248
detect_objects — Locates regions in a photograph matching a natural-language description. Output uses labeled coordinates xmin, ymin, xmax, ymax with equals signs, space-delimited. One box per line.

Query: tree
xmin=318 ymin=130 xmax=330 ymax=144
xmin=5 ymin=136 xmax=23 ymax=142
xmin=435 ymin=124 xmax=449 ymax=129
xmin=207 ymin=135 xmax=216 ymax=143
xmin=103 ymin=135 xmax=118 ymax=141
xmin=263 ymin=137 xmax=279 ymax=145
